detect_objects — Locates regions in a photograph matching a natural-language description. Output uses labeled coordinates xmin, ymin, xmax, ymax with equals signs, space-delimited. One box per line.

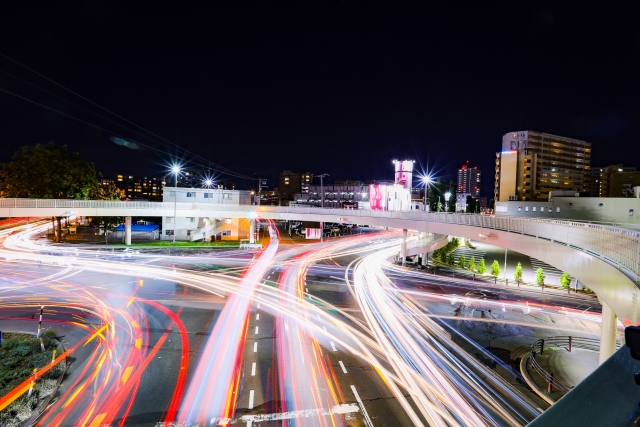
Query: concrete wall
xmin=496 ymin=197 xmax=640 ymax=225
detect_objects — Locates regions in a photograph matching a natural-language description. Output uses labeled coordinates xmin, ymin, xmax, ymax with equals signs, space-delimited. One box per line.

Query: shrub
xmin=536 ymin=268 xmax=545 ymax=285
xmin=458 ymin=254 xmax=466 ymax=268
xmin=490 ymin=260 xmax=500 ymax=277
xmin=560 ymin=272 xmax=571 ymax=289
xmin=468 ymin=256 xmax=476 ymax=271
xmin=477 ymin=258 xmax=486 ymax=274
xmin=446 ymin=252 xmax=455 ymax=265
xmin=514 ymin=262 xmax=523 ymax=283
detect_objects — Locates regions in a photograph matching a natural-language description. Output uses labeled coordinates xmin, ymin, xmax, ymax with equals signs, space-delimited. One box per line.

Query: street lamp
xmin=444 ymin=191 xmax=452 ymax=212
xmin=171 ymin=165 xmax=180 ymax=245
xmin=317 ymin=173 xmax=329 ymax=243
xmin=422 ymin=175 xmax=432 ymax=211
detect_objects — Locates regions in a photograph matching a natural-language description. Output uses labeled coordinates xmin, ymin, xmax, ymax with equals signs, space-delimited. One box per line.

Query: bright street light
xmin=422 ymin=175 xmax=432 ymax=211
xmin=170 ymin=165 xmax=181 ymax=245
xmin=204 ymin=179 xmax=213 ymax=187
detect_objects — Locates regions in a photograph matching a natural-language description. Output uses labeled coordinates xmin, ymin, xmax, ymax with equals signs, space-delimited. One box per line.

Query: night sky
xmin=1 ymin=2 xmax=639 ymax=195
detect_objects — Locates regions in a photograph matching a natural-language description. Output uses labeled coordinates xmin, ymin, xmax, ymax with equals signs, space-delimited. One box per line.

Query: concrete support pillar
xmin=422 ymin=252 xmax=428 ymax=266
xmin=125 ymin=216 xmax=132 ymax=246
xmin=401 ymin=229 xmax=408 ymax=266
xmin=249 ymin=219 xmax=255 ymax=244
xmin=56 ymin=217 xmax=62 ymax=243
xmin=51 ymin=217 xmax=58 ymax=243
xmin=599 ymin=300 xmax=617 ymax=364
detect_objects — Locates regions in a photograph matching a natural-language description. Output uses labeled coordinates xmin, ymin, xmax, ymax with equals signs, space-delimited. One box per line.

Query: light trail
xmin=0 ymin=218 xmax=567 ymax=426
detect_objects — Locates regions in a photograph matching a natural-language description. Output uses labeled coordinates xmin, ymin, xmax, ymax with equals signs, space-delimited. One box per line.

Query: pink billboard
xmin=369 ymin=184 xmax=388 ymax=210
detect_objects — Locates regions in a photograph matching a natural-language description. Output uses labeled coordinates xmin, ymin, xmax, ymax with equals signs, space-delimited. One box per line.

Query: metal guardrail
xmin=2 ymin=199 xmax=640 ymax=279
xmin=529 ymin=336 xmax=600 ymax=393
xmin=528 ymin=336 xmax=615 ymax=394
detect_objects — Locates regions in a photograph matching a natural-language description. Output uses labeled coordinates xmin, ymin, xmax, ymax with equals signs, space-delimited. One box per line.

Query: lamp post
xmin=423 ymin=175 xmax=431 ymax=211
xmin=444 ymin=191 xmax=451 ymax=212
xmin=317 ymin=173 xmax=329 ymax=242
xmin=171 ymin=165 xmax=180 ymax=245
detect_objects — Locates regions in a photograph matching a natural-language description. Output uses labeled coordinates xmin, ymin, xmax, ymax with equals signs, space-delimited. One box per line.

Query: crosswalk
xmin=529 ymin=257 xmax=573 ymax=280
xmin=451 ymin=246 xmax=487 ymax=264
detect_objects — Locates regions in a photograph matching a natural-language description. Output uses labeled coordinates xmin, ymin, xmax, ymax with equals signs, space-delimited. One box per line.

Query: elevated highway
xmin=2 ymin=198 xmax=639 ymax=361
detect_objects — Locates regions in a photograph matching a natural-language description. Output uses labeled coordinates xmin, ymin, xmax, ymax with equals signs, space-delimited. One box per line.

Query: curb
xmin=520 ymin=353 xmax=556 ymax=405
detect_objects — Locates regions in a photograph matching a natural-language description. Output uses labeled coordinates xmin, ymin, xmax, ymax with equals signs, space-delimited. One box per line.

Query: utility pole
xmin=257 ymin=177 xmax=263 ymax=206
xmin=503 ymin=248 xmax=508 ymax=279
xmin=318 ymin=173 xmax=329 ymax=242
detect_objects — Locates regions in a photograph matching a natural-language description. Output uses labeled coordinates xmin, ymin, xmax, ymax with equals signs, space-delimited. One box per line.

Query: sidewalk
xmin=521 ymin=345 xmax=599 ymax=402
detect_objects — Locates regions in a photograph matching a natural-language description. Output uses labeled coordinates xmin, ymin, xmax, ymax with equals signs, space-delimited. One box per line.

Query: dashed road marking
xmin=251 ymin=362 xmax=256 ymax=376
xmin=330 ymin=341 xmax=337 ymax=351
xmin=351 ymin=385 xmax=374 ymax=427
xmin=253 ymin=342 xmax=258 ymax=352
xmin=248 ymin=389 xmax=255 ymax=409
xmin=339 ymin=361 xmax=348 ymax=374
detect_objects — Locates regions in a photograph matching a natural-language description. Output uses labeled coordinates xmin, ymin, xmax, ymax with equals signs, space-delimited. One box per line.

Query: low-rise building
xmin=495 ymin=192 xmax=640 ymax=224
xmin=161 ymin=186 xmax=251 ymax=241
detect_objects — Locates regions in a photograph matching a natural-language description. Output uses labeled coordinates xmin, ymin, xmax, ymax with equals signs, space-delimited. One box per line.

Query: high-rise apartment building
xmin=278 ymin=171 xmax=314 ymax=205
xmin=590 ymin=165 xmax=637 ymax=197
xmin=115 ymin=174 xmax=165 ymax=201
xmin=457 ymin=164 xmax=481 ymax=196
xmin=494 ymin=131 xmax=591 ymax=202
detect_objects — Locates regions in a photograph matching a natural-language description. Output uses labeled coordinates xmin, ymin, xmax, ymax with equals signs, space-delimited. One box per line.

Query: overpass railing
xmin=1 ymin=199 xmax=640 ymax=278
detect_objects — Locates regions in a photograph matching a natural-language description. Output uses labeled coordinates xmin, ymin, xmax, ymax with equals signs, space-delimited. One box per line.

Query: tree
xmin=428 ymin=179 xmax=448 ymax=212
xmin=465 ymin=195 xmax=476 ymax=213
xmin=468 ymin=256 xmax=476 ymax=271
xmin=490 ymin=260 xmax=500 ymax=277
xmin=458 ymin=254 xmax=466 ymax=268
xmin=536 ymin=268 xmax=546 ymax=286
xmin=447 ymin=180 xmax=456 ymax=212
xmin=514 ymin=262 xmax=523 ymax=283
xmin=0 ymin=142 xmax=102 ymax=199
xmin=477 ymin=258 xmax=487 ymax=274
xmin=446 ymin=252 xmax=455 ymax=265
xmin=560 ymin=272 xmax=571 ymax=289
xmin=90 ymin=182 xmax=124 ymax=200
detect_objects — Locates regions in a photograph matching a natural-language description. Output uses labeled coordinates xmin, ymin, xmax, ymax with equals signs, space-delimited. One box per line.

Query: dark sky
xmin=1 ymin=2 xmax=639 ymax=195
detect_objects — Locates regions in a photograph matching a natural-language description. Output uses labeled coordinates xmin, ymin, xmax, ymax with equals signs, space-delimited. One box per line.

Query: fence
xmin=528 ymin=336 xmax=615 ymax=394
xmin=2 ymin=199 xmax=640 ymax=279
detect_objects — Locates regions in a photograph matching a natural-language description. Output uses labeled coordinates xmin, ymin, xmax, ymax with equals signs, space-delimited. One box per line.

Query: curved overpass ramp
xmin=2 ymin=198 xmax=639 ymax=342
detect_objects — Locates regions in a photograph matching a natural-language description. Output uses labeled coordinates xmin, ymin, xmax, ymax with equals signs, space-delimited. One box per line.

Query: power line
xmin=0 ymin=52 xmax=256 ymax=181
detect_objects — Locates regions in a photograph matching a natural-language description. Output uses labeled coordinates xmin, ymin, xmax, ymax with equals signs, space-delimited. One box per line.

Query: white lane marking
xmin=330 ymin=341 xmax=337 ymax=351
xmin=306 ymin=287 xmax=309 ymax=293
xmin=256 ymin=313 xmax=260 ymax=320
xmin=339 ymin=361 xmax=348 ymax=374
xmin=253 ymin=342 xmax=258 ymax=352
xmin=255 ymin=326 xmax=259 ymax=335
xmin=248 ymin=389 xmax=255 ymax=409
xmin=351 ymin=385 xmax=374 ymax=427
xmin=251 ymin=362 xmax=256 ymax=376
xmin=238 ymin=403 xmax=359 ymax=422
xmin=257 ymin=303 xmax=261 ymax=309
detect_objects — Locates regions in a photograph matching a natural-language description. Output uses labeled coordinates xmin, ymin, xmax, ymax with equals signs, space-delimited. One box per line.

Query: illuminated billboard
xmin=369 ymin=184 xmax=388 ymax=210
xmin=393 ymin=160 xmax=414 ymax=190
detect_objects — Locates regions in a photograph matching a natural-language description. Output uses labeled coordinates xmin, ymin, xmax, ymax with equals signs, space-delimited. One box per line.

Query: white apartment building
xmin=161 ymin=187 xmax=252 ymax=241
